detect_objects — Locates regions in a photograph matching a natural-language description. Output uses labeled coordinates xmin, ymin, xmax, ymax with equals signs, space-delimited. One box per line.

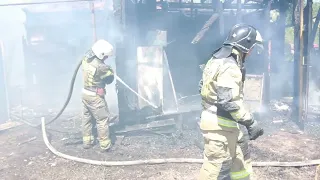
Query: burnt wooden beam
xmin=292 ymin=0 xmax=305 ymax=129
xmin=155 ymin=2 xmax=263 ymax=9
xmin=0 ymin=0 xmax=94 ymax=6
xmin=191 ymin=13 xmax=220 ymax=44
xmin=0 ymin=121 xmax=22 ymax=132
xmin=262 ymin=0 xmax=271 ymax=105
xmin=245 ymin=0 xmax=264 ymax=3
xmin=115 ymin=119 xmax=176 ymax=134
xmin=302 ymin=0 xmax=313 ymax=123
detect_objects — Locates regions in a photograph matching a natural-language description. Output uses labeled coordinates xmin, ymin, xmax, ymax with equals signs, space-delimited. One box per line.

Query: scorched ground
xmin=0 ymin=102 xmax=320 ymax=180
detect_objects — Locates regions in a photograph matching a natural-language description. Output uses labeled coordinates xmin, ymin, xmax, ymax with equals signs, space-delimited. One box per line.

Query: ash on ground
xmin=0 ymin=100 xmax=320 ymax=180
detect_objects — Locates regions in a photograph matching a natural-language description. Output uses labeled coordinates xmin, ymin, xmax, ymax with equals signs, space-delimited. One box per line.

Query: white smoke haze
xmin=0 ymin=0 xmax=319 ymax=121
xmin=0 ymin=1 xmax=122 ymax=118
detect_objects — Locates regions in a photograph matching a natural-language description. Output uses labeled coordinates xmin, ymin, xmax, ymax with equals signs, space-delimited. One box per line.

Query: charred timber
xmin=191 ymin=13 xmax=220 ymax=44
xmin=0 ymin=0 xmax=95 ymax=6
xmin=292 ymin=0 xmax=305 ymax=128
xmin=161 ymin=9 xmax=263 ymax=15
xmin=302 ymin=0 xmax=313 ymax=122
xmin=245 ymin=0 xmax=264 ymax=2
xmin=261 ymin=0 xmax=271 ymax=105
xmin=224 ymin=3 xmax=263 ymax=9
xmin=155 ymin=2 xmax=263 ymax=10
xmin=115 ymin=119 xmax=176 ymax=134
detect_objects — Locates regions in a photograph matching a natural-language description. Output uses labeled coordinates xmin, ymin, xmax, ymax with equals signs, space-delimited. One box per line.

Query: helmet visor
xmin=250 ymin=30 xmax=264 ymax=55
xmin=254 ymin=30 xmax=264 ymax=50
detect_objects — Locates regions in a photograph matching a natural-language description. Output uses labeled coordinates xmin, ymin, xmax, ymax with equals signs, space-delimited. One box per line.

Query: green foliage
xmin=313 ymin=3 xmax=320 ymax=44
xmin=285 ymin=2 xmax=320 ymax=44
xmin=285 ymin=27 xmax=294 ymax=44
xmin=285 ymin=3 xmax=294 ymax=44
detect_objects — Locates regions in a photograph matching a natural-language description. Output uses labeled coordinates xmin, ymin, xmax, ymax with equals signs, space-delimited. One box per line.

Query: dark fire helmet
xmin=223 ymin=24 xmax=264 ymax=54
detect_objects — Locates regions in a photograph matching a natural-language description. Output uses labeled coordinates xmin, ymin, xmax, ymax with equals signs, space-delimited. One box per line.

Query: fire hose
xmin=20 ymin=58 xmax=157 ymax=128
xmin=17 ymin=57 xmax=320 ymax=168
xmin=41 ymin=117 xmax=320 ymax=167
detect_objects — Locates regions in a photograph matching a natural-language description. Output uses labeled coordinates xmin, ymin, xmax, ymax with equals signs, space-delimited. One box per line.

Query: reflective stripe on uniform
xmin=230 ymin=169 xmax=251 ymax=179
xmin=99 ymin=139 xmax=112 ymax=150
xmin=82 ymin=88 xmax=96 ymax=96
xmin=100 ymin=70 xmax=113 ymax=79
xmin=217 ymin=116 xmax=238 ymax=128
xmin=230 ymin=111 xmax=241 ymax=119
xmin=83 ymin=135 xmax=94 ymax=144
xmin=202 ymin=109 xmax=239 ymax=128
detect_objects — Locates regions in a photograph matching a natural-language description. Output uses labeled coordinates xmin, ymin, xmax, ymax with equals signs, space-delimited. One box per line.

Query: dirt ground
xmin=1 ymin=102 xmax=320 ymax=180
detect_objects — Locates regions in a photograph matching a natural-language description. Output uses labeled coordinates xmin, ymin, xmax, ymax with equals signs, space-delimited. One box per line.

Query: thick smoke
xmin=0 ymin=1 xmax=122 ymax=117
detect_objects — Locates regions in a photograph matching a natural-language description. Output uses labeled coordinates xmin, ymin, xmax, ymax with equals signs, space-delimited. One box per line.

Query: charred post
xmin=302 ymin=0 xmax=313 ymax=123
xmin=114 ymin=0 xmax=131 ymax=125
xmin=298 ymin=0 xmax=304 ymax=127
xmin=292 ymin=0 xmax=304 ymax=128
xmin=262 ymin=0 xmax=271 ymax=106
xmin=293 ymin=0 xmax=299 ymax=124
xmin=218 ymin=0 xmax=224 ymax=35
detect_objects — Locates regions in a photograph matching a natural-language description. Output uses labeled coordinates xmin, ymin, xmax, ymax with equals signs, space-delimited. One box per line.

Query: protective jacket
xmin=81 ymin=50 xmax=115 ymax=151
xmin=199 ymin=46 xmax=252 ymax=131
xmin=82 ymin=51 xmax=114 ymax=94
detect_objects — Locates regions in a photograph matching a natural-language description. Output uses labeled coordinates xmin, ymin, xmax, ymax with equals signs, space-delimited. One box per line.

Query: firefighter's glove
xmin=246 ymin=120 xmax=264 ymax=140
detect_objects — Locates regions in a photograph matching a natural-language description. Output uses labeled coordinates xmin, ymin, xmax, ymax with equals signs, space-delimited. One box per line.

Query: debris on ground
xmin=0 ymin=101 xmax=320 ymax=180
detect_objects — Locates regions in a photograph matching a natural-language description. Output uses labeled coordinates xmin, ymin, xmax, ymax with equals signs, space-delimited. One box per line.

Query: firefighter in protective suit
xmin=198 ymin=24 xmax=264 ymax=180
xmin=81 ymin=39 xmax=115 ymax=152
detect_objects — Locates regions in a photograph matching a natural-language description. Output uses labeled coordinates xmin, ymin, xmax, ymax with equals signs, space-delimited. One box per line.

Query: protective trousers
xmin=82 ymin=94 xmax=111 ymax=150
xmin=199 ymin=129 xmax=252 ymax=180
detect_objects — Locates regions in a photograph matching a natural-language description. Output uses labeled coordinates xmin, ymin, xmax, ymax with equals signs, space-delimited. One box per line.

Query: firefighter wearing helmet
xmin=198 ymin=24 xmax=264 ymax=180
xmin=81 ymin=39 xmax=115 ymax=152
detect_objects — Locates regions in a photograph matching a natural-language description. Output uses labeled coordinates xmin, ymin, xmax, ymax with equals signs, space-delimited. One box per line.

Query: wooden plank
xmin=115 ymin=119 xmax=175 ymax=134
xmin=0 ymin=121 xmax=22 ymax=132
xmin=191 ymin=13 xmax=219 ymax=44
xmin=145 ymin=108 xmax=201 ymax=120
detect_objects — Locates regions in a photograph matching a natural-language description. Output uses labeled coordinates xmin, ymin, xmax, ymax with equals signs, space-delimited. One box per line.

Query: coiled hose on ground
xmin=17 ymin=57 xmax=320 ymax=169
xmin=41 ymin=117 xmax=320 ymax=167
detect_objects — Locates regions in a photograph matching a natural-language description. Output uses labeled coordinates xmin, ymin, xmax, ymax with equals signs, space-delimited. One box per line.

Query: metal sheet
xmin=137 ymin=46 xmax=163 ymax=109
xmin=243 ymin=74 xmax=264 ymax=112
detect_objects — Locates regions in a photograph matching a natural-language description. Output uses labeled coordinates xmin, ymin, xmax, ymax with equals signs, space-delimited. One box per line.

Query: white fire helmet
xmin=91 ymin=39 xmax=114 ymax=60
